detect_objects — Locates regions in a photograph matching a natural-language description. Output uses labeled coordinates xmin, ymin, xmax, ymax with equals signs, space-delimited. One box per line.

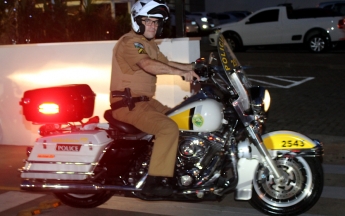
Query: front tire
xmin=249 ymin=156 xmax=323 ymax=215
xmin=224 ymin=32 xmax=245 ymax=52
xmin=54 ymin=191 xmax=114 ymax=208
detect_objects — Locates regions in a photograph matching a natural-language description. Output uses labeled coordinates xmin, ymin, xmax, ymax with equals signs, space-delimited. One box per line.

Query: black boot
xmin=142 ymin=175 xmax=173 ymax=197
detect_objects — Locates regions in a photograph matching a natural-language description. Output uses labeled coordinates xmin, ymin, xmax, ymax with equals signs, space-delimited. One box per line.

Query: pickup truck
xmin=209 ymin=5 xmax=345 ymax=52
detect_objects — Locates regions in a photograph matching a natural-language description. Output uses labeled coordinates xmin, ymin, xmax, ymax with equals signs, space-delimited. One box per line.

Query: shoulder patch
xmin=134 ymin=42 xmax=144 ymax=49
xmin=134 ymin=42 xmax=147 ymax=54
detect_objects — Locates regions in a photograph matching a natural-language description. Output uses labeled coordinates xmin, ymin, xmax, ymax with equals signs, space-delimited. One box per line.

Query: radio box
xmin=20 ymin=84 xmax=96 ymax=123
xmin=21 ymin=130 xmax=112 ymax=180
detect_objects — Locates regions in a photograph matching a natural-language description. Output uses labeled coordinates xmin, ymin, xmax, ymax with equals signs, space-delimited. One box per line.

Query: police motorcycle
xmin=19 ymin=33 xmax=324 ymax=215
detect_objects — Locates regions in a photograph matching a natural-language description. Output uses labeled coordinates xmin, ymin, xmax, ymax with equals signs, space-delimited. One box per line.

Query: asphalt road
xmin=1 ymin=38 xmax=345 ymax=215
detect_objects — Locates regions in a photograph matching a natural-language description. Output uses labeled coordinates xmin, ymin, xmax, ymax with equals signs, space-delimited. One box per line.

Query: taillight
xmin=38 ymin=103 xmax=59 ymax=114
xmin=338 ymin=19 xmax=345 ymax=29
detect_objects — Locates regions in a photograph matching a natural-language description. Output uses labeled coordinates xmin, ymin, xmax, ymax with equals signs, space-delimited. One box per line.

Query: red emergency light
xmin=20 ymin=84 xmax=96 ymax=124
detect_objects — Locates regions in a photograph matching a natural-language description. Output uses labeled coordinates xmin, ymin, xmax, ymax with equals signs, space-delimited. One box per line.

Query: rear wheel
xmin=249 ymin=156 xmax=323 ymax=215
xmin=307 ymin=35 xmax=329 ymax=53
xmin=54 ymin=191 xmax=114 ymax=208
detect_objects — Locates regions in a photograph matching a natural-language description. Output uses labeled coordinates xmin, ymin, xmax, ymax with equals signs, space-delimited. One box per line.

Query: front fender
xmin=235 ymin=131 xmax=323 ymax=201
xmin=262 ymin=130 xmax=324 ymax=157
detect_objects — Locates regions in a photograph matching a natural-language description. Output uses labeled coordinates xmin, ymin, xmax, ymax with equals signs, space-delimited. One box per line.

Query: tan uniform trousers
xmin=112 ymin=98 xmax=179 ymax=177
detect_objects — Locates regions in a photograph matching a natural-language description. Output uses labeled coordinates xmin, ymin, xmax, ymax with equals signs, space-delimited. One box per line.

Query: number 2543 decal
xmin=282 ymin=140 xmax=304 ymax=147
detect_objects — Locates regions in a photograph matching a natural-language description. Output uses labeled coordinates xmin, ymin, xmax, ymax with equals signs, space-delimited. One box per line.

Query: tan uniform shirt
xmin=109 ymin=31 xmax=178 ymax=177
xmin=110 ymin=30 xmax=169 ymax=100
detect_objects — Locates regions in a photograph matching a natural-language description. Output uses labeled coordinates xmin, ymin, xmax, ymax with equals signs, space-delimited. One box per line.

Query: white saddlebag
xmin=21 ymin=130 xmax=112 ymax=180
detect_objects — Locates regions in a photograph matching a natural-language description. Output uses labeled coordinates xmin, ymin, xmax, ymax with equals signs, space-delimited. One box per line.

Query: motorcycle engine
xmin=176 ymin=134 xmax=225 ymax=188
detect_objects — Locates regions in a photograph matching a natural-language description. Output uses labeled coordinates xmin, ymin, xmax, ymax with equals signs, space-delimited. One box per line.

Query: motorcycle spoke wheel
xmin=54 ymin=191 xmax=114 ymax=208
xmin=250 ymin=157 xmax=323 ymax=215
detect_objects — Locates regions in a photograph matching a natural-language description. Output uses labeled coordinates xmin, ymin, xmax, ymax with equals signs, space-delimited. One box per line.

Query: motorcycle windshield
xmin=216 ymin=34 xmax=251 ymax=113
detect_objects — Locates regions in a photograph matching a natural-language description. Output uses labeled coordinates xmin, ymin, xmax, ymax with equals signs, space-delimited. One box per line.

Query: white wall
xmin=0 ymin=37 xmax=200 ymax=145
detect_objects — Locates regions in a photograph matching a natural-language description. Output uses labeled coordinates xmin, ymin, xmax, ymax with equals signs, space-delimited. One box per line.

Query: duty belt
xmin=111 ymin=88 xmax=149 ymax=111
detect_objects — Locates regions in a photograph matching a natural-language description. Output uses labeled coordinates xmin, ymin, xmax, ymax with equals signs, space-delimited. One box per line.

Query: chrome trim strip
xmin=25 ymin=160 xmax=98 ymax=166
xmin=20 ymin=180 xmax=141 ymax=192
xmin=20 ymin=170 xmax=94 ymax=175
xmin=280 ymin=147 xmax=324 ymax=158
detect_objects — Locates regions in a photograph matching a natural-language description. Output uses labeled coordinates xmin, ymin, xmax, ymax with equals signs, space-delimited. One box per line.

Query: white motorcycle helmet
xmin=131 ymin=0 xmax=169 ymax=37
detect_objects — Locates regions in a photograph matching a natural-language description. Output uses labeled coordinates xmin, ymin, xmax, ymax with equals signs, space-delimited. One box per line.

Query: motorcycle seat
xmin=103 ymin=110 xmax=142 ymax=134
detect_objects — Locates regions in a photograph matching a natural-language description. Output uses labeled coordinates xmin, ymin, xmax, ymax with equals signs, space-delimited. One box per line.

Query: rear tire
xmin=307 ymin=35 xmax=329 ymax=53
xmin=54 ymin=191 xmax=114 ymax=208
xmin=249 ymin=157 xmax=323 ymax=215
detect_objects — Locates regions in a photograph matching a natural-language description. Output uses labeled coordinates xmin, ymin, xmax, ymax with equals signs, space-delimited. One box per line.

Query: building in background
xmin=168 ymin=0 xmax=331 ymax=13
xmin=0 ymin=0 xmax=135 ymax=44
xmin=204 ymin=0 xmax=328 ymax=13
xmin=32 ymin=0 xmax=328 ymax=19
xmin=34 ymin=0 xmax=134 ymax=19
xmin=167 ymin=0 xmax=205 ymax=12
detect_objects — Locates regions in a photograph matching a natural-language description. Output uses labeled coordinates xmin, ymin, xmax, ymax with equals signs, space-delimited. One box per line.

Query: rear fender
xmin=304 ymin=28 xmax=330 ymax=44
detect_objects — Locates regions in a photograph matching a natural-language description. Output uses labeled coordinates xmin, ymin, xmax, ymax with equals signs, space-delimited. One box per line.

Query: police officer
xmin=109 ymin=0 xmax=199 ymax=196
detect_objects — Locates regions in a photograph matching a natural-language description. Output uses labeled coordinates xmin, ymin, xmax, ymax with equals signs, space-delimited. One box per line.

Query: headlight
xmin=263 ymin=89 xmax=271 ymax=112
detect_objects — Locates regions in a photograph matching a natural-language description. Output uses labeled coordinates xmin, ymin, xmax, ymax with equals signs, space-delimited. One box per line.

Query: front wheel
xmin=224 ymin=33 xmax=245 ymax=52
xmin=54 ymin=191 xmax=114 ymax=208
xmin=249 ymin=156 xmax=323 ymax=215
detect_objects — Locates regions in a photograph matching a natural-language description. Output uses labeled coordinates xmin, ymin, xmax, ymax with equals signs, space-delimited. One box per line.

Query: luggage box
xmin=21 ymin=130 xmax=112 ymax=180
xmin=20 ymin=84 xmax=96 ymax=123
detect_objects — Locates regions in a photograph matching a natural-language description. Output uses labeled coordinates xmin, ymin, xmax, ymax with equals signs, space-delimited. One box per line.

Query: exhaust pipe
xmin=20 ymin=180 xmax=142 ymax=193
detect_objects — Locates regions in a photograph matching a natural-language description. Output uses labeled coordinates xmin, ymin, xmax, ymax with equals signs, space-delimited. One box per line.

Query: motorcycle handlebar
xmin=194 ymin=58 xmax=210 ymax=75
xmin=181 ymin=58 xmax=210 ymax=81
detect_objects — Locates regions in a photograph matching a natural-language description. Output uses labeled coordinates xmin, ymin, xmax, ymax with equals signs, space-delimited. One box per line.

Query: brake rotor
xmin=258 ymin=158 xmax=305 ymax=199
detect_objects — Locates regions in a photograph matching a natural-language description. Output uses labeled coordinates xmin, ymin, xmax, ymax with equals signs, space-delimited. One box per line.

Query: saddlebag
xmin=21 ymin=130 xmax=112 ymax=180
